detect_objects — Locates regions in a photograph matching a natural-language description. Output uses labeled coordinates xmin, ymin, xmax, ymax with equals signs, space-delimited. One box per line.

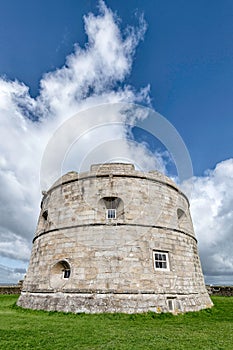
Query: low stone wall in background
xmin=0 ymin=285 xmax=21 ymax=294
xmin=206 ymin=285 xmax=233 ymax=297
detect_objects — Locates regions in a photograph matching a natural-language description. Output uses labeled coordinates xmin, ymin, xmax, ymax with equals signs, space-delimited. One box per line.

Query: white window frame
xmin=153 ymin=251 xmax=170 ymax=271
xmin=106 ymin=208 xmax=116 ymax=219
xmin=167 ymin=298 xmax=175 ymax=311
xmin=63 ymin=269 xmax=71 ymax=279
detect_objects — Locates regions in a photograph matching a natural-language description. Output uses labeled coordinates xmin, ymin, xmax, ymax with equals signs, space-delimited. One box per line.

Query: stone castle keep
xmin=18 ymin=163 xmax=212 ymax=313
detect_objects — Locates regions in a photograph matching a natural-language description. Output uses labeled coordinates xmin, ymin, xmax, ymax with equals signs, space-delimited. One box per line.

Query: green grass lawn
xmin=0 ymin=295 xmax=232 ymax=350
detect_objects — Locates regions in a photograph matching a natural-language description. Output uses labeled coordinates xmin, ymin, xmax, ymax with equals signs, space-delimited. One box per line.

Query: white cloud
xmin=0 ymin=264 xmax=26 ymax=285
xmin=0 ymin=231 xmax=31 ymax=261
xmin=0 ymin=1 xmax=151 ymax=278
xmin=38 ymin=0 xmax=148 ymax=122
xmin=0 ymin=1 xmax=232 ymax=287
xmin=184 ymin=158 xmax=233 ymax=283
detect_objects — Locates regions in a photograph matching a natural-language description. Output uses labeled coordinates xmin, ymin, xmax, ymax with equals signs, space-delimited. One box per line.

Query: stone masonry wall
xmin=17 ymin=163 xmax=213 ymax=313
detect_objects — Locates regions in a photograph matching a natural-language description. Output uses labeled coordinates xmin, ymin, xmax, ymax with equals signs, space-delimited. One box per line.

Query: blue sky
xmin=0 ymin=0 xmax=232 ymax=175
xmin=0 ymin=0 xmax=232 ymax=285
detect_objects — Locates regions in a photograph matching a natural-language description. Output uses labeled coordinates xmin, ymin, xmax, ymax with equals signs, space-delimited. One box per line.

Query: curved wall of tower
xmin=18 ymin=163 xmax=212 ymax=313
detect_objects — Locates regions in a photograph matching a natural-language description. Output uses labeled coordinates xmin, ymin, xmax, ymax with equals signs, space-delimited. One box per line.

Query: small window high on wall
xmin=98 ymin=196 xmax=124 ymax=220
xmin=177 ymin=208 xmax=185 ymax=220
xmin=153 ymin=251 xmax=170 ymax=271
xmin=106 ymin=208 xmax=116 ymax=219
xmin=42 ymin=210 xmax=48 ymax=220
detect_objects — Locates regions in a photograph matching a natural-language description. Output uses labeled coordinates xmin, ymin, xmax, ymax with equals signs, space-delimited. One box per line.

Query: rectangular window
xmin=63 ymin=269 xmax=70 ymax=279
xmin=167 ymin=299 xmax=174 ymax=311
xmin=153 ymin=251 xmax=170 ymax=270
xmin=106 ymin=209 xmax=116 ymax=219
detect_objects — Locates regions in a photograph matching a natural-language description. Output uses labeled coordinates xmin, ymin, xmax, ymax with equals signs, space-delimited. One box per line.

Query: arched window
xmin=42 ymin=210 xmax=48 ymax=220
xmin=177 ymin=208 xmax=188 ymax=230
xmin=177 ymin=208 xmax=185 ymax=220
xmin=51 ymin=260 xmax=71 ymax=279
xmin=98 ymin=197 xmax=124 ymax=220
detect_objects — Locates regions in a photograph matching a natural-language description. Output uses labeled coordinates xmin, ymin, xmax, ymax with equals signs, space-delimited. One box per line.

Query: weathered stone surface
xmin=17 ymin=163 xmax=213 ymax=313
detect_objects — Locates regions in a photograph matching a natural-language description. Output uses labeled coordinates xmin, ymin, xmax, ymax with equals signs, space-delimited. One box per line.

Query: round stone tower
xmin=18 ymin=163 xmax=212 ymax=313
